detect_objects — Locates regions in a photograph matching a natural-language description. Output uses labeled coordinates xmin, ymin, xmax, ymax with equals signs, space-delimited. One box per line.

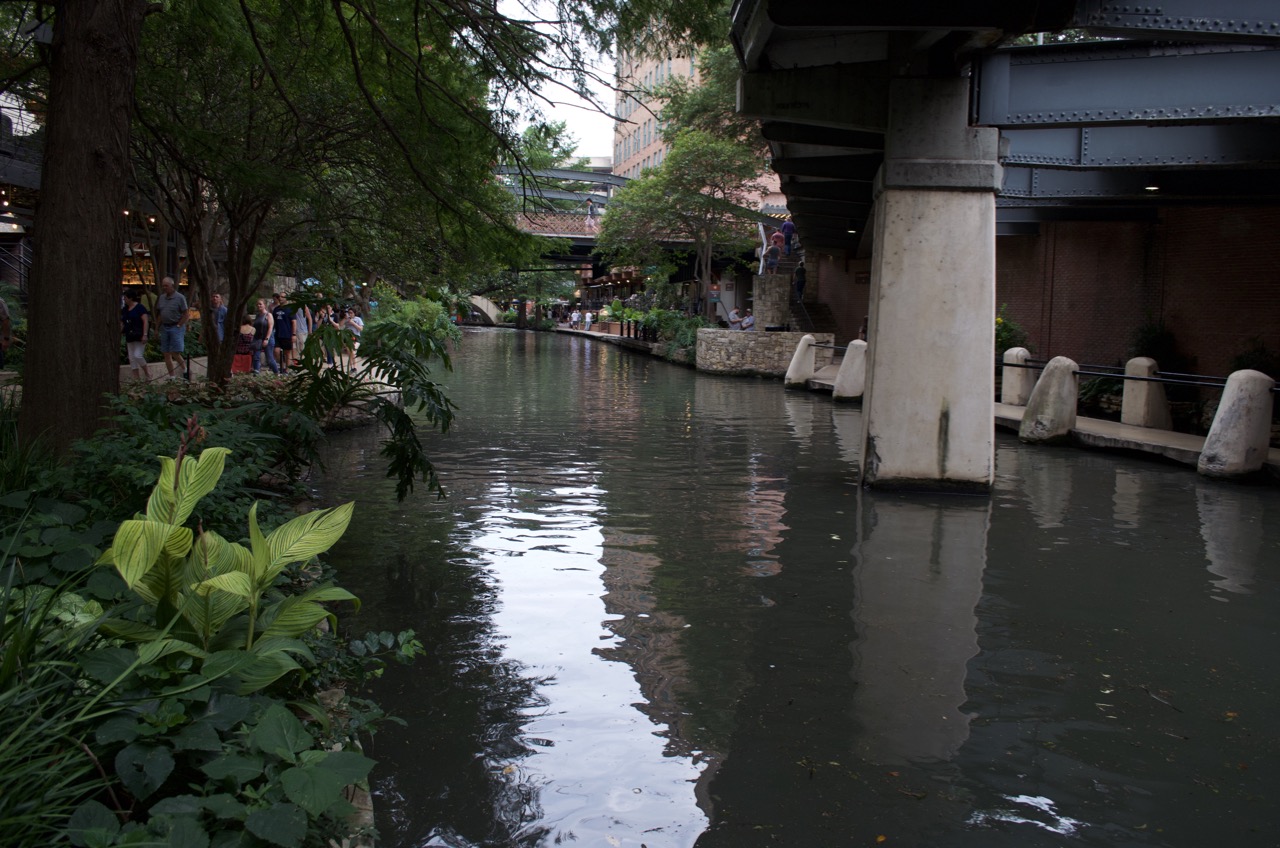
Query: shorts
xmin=294 ymin=328 xmax=308 ymax=352
xmin=160 ymin=325 xmax=185 ymax=353
xmin=274 ymin=336 xmax=293 ymax=352
xmin=126 ymin=340 xmax=147 ymax=368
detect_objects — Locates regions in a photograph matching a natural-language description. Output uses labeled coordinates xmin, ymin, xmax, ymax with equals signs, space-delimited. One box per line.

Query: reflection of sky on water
xmin=470 ymin=481 xmax=709 ymax=847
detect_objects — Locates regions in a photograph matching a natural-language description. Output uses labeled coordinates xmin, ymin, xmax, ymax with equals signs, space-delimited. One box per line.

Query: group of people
xmin=727 ymin=306 xmax=755 ymax=331
xmin=119 ymin=279 xmax=364 ymax=382
xmin=568 ymin=309 xmax=594 ymax=331
xmin=764 ymin=219 xmax=798 ymax=272
xmin=235 ymin=297 xmax=363 ymax=375
xmin=120 ymin=276 xmax=192 ymax=382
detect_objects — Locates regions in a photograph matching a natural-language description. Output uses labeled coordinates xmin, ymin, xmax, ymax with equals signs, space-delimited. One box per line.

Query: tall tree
xmin=596 ymin=128 xmax=762 ymax=319
xmin=17 ymin=0 xmax=147 ymax=453
xmin=4 ymin=0 xmax=731 ymax=453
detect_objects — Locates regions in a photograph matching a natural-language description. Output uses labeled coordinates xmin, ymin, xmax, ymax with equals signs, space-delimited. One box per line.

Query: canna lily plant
xmin=97 ymin=420 xmax=357 ymax=694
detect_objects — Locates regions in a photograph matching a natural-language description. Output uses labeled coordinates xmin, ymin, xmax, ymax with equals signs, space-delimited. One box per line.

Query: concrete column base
xmin=1019 ymin=356 xmax=1078 ymax=444
xmin=1198 ymin=369 xmax=1275 ymax=479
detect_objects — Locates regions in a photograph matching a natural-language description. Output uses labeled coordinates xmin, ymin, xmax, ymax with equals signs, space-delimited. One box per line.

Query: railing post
xmin=1120 ymin=357 xmax=1173 ymax=429
xmin=1000 ymin=347 xmax=1034 ymax=405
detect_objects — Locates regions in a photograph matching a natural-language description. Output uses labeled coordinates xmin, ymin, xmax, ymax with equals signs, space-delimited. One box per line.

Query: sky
xmin=538 ymin=58 xmax=618 ymax=160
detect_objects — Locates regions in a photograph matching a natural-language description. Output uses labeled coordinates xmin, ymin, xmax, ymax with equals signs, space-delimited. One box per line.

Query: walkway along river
xmin=317 ymin=327 xmax=1280 ymax=848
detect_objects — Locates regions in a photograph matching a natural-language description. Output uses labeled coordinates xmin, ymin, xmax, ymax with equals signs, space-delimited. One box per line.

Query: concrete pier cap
xmin=834 ymin=340 xmax=867 ymax=401
xmin=1019 ymin=356 xmax=1079 ymax=444
xmin=1001 ymin=347 xmax=1034 ymax=406
xmin=784 ymin=334 xmax=818 ymax=389
xmin=1198 ymin=369 xmax=1276 ymax=479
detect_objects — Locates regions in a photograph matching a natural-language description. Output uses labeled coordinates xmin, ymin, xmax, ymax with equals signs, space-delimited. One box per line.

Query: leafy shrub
xmin=0 ymin=571 xmax=122 ymax=847
xmin=994 ymin=304 xmax=1030 ymax=356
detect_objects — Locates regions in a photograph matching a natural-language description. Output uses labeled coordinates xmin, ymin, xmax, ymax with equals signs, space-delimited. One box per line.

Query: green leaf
xmin=137 ymin=637 xmax=206 ymax=665
xmin=172 ymin=719 xmax=223 ymax=752
xmin=96 ymin=715 xmax=143 ymax=745
xmin=108 ymin=519 xmax=172 ymax=590
xmin=152 ymin=814 xmax=211 ymax=848
xmin=68 ymin=800 xmax=121 ymax=848
xmin=80 ymin=647 xmax=137 ymax=684
xmin=249 ymin=704 xmax=313 ymax=761
xmin=115 ymin=743 xmax=175 ymax=800
xmin=201 ymin=693 xmax=254 ymax=731
xmin=263 ymin=502 xmax=355 ymax=578
xmin=149 ymin=795 xmax=203 ymax=816
xmin=280 ymin=764 xmax=348 ymax=816
xmin=194 ymin=571 xmax=255 ymax=599
xmin=244 ymin=803 xmax=307 ymax=848
xmin=174 ymin=447 xmax=231 ymax=526
xmin=99 ymin=618 xmax=165 ymax=642
xmin=320 ymin=750 xmax=375 ymax=784
xmin=200 ymin=793 xmax=248 ymax=820
xmin=201 ymin=752 xmax=265 ymax=784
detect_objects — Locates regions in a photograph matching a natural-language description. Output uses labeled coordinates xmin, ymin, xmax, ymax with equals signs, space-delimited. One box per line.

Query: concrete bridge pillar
xmin=860 ymin=78 xmax=1000 ymax=491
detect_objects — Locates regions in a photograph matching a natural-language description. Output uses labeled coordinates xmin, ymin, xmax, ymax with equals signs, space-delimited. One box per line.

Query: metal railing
xmin=999 ymin=357 xmax=1278 ymax=392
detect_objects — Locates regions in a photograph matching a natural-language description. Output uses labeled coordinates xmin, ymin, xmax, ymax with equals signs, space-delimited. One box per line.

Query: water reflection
xmin=851 ymin=492 xmax=987 ymax=765
xmin=1196 ymin=481 xmax=1263 ymax=596
xmin=317 ymin=329 xmax=1280 ymax=848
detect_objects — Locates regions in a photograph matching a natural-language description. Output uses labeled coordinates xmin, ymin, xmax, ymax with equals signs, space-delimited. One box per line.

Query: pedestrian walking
xmin=155 ymin=276 xmax=188 ymax=379
xmin=251 ymin=299 xmax=279 ymax=374
xmin=270 ymin=292 xmax=296 ymax=374
xmin=209 ymin=292 xmax=228 ymax=343
xmin=120 ymin=287 xmax=151 ymax=382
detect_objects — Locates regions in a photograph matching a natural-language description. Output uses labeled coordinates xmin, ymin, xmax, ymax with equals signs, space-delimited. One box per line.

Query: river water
xmin=318 ymin=327 xmax=1280 ymax=848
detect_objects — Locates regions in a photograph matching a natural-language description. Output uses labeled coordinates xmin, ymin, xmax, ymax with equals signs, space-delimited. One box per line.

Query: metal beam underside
xmin=744 ymin=0 xmax=1076 ymax=32
xmin=772 ymin=154 xmax=882 ymax=180
xmin=494 ymin=166 xmax=628 ymax=187
xmin=1002 ymin=124 xmax=1280 ymax=168
xmin=974 ymin=42 xmax=1280 ymax=127
xmin=1071 ymin=0 xmax=1280 ymax=42
xmin=505 ymin=187 xmax=610 ymax=205
xmin=761 ymin=121 xmax=884 ymax=151
xmin=1002 ymin=164 xmax=1280 ymax=198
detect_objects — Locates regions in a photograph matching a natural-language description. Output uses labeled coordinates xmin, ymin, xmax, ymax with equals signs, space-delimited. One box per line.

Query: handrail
xmin=1001 ymin=359 xmax=1276 ymax=391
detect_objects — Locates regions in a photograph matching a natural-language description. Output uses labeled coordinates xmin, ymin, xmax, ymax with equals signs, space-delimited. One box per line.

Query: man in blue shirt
xmin=209 ymin=292 xmax=228 ymax=344
xmin=270 ymin=292 xmax=296 ymax=374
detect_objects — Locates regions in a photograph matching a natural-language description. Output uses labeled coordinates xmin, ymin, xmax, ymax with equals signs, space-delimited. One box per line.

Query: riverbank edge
xmin=532 ymin=325 xmax=1280 ymax=484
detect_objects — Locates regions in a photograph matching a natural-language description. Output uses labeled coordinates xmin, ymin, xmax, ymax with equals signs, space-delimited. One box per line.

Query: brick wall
xmin=997 ymin=207 xmax=1280 ymax=378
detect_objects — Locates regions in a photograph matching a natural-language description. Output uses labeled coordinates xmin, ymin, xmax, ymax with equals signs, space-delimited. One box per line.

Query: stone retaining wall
xmin=696 ymin=328 xmax=834 ymax=377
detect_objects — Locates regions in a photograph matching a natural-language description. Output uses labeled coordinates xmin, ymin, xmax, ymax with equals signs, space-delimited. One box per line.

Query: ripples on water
xmin=318 ymin=328 xmax=1280 ymax=848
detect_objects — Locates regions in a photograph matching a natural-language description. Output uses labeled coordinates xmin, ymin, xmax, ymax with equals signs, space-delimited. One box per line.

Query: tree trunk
xmin=19 ymin=0 xmax=147 ymax=453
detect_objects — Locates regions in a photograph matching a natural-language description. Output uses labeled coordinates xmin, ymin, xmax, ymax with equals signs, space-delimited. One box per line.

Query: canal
xmin=318 ymin=327 xmax=1279 ymax=847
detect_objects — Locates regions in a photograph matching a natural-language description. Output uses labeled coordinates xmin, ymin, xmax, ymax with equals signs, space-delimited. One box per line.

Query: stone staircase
xmin=790 ymin=300 xmax=840 ymax=336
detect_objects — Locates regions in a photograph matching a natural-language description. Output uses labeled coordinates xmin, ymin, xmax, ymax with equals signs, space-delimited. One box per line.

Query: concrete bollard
xmin=1198 ymin=369 xmax=1276 ymax=479
xmin=833 ymin=339 xmax=868 ymax=401
xmin=1019 ymin=356 xmax=1078 ymax=444
xmin=1120 ymin=357 xmax=1173 ymax=430
xmin=1001 ymin=347 xmax=1035 ymax=406
xmin=784 ymin=334 xmax=818 ymax=389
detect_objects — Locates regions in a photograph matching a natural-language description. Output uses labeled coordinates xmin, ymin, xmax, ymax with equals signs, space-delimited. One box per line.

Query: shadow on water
xmin=318 ymin=328 xmax=1280 ymax=848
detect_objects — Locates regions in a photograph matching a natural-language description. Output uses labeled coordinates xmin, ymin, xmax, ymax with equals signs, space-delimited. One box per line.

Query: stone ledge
xmin=696 ymin=329 xmax=833 ymax=377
